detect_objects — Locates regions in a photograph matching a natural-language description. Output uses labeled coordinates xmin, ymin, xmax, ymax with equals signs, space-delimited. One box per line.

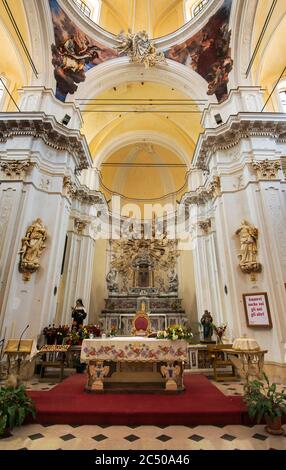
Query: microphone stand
xmin=16 ymin=325 xmax=29 ymax=377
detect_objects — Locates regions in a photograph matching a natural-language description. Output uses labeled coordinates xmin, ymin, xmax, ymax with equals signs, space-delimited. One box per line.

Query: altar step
xmin=28 ymin=373 xmax=247 ymax=426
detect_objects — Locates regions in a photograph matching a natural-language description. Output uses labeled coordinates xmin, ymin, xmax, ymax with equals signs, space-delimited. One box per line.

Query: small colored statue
xmin=201 ymin=310 xmax=213 ymax=341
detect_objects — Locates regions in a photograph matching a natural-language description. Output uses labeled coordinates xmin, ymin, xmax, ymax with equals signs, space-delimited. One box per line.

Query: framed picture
xmin=243 ymin=292 xmax=272 ymax=328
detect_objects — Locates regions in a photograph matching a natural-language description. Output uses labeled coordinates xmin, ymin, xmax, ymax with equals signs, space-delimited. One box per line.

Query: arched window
xmin=73 ymin=0 xmax=101 ymax=23
xmin=278 ymin=79 xmax=286 ymax=113
xmin=184 ymin=0 xmax=210 ymax=22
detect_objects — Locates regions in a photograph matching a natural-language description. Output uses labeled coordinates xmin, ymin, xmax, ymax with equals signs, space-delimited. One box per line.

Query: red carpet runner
xmin=28 ymin=374 xmax=247 ymax=426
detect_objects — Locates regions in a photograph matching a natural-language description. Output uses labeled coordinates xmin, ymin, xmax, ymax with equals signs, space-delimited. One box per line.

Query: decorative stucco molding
xmin=193 ymin=114 xmax=286 ymax=170
xmin=0 ymin=160 xmax=35 ymax=178
xmin=252 ymin=159 xmax=282 ymax=179
xmin=0 ymin=114 xmax=91 ymax=171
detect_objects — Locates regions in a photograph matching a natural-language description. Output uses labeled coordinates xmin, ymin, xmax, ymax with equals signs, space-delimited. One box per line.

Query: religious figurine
xmin=115 ymin=30 xmax=166 ymax=68
xmin=168 ymin=269 xmax=178 ymax=292
xmin=71 ymin=298 xmax=87 ymax=330
xmin=88 ymin=360 xmax=110 ymax=391
xmin=235 ymin=220 xmax=262 ymax=274
xmin=19 ymin=218 xmax=47 ymax=281
xmin=106 ymin=268 xmax=119 ymax=292
xmin=200 ymin=310 xmax=213 ymax=342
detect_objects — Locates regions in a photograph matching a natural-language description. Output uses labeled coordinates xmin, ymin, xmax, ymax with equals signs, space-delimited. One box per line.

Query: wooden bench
xmin=38 ymin=345 xmax=70 ymax=381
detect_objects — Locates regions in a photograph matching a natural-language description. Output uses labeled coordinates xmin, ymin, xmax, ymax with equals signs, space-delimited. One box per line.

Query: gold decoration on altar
xmin=19 ymin=218 xmax=47 ymax=281
xmin=115 ymin=30 xmax=166 ymax=68
xmin=235 ymin=220 xmax=262 ymax=277
xmin=111 ymin=238 xmax=178 ymax=275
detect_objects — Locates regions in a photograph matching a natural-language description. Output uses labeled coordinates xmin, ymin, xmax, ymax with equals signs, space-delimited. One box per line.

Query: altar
xmin=80 ymin=337 xmax=188 ymax=393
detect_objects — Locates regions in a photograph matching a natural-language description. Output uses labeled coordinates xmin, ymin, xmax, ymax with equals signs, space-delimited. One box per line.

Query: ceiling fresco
xmin=49 ymin=0 xmax=233 ymax=103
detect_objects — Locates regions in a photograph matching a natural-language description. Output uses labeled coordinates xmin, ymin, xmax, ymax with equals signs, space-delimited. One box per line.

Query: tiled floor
xmin=0 ymin=423 xmax=285 ymax=450
xmin=1 ymin=373 xmax=285 ymax=450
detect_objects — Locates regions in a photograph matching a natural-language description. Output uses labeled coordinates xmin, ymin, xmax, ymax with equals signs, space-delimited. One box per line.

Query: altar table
xmin=80 ymin=337 xmax=188 ymax=392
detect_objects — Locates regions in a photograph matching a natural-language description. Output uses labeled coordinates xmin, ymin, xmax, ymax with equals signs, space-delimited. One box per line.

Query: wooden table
xmin=80 ymin=337 xmax=188 ymax=393
xmin=221 ymin=348 xmax=268 ymax=384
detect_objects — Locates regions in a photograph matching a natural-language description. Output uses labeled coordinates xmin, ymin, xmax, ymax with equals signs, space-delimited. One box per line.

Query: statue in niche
xmin=200 ymin=310 xmax=213 ymax=342
xmin=19 ymin=218 xmax=47 ymax=281
xmin=235 ymin=220 xmax=262 ymax=274
xmin=168 ymin=269 xmax=178 ymax=292
xmin=106 ymin=268 xmax=119 ymax=292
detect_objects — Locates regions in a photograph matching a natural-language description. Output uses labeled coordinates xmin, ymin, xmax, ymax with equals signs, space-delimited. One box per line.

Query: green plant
xmin=243 ymin=372 xmax=286 ymax=423
xmin=0 ymin=385 xmax=36 ymax=436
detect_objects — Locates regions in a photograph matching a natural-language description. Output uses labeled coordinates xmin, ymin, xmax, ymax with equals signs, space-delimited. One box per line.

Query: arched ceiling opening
xmin=76 ymin=0 xmax=201 ymax=38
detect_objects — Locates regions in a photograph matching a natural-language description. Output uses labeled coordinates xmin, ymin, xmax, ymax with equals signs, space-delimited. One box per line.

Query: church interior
xmin=0 ymin=0 xmax=286 ymax=453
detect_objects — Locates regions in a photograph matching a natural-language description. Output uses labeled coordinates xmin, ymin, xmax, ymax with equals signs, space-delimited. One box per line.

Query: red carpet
xmin=28 ymin=374 xmax=247 ymax=426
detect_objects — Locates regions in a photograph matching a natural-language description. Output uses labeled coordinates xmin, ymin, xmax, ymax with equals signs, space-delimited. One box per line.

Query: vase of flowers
xmin=213 ymin=324 xmax=227 ymax=344
xmin=157 ymin=325 xmax=193 ymax=342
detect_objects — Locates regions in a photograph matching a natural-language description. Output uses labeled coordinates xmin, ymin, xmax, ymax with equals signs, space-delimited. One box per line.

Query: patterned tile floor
xmin=0 ymin=423 xmax=285 ymax=450
xmin=1 ymin=373 xmax=286 ymax=450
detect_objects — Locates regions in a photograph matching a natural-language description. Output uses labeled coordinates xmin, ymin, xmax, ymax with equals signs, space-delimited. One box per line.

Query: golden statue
xmin=19 ymin=218 xmax=47 ymax=281
xmin=235 ymin=220 xmax=262 ymax=275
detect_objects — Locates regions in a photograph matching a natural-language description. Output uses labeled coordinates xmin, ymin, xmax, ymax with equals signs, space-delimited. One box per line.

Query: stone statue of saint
xmin=200 ymin=310 xmax=213 ymax=341
xmin=168 ymin=269 xmax=178 ymax=292
xmin=235 ymin=220 xmax=261 ymax=274
xmin=19 ymin=218 xmax=47 ymax=280
xmin=106 ymin=268 xmax=119 ymax=292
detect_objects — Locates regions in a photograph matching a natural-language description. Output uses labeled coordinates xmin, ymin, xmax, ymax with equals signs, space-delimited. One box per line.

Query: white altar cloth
xmin=81 ymin=337 xmax=188 ymax=363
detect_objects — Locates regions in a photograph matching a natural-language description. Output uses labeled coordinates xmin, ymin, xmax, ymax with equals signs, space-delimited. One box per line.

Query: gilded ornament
xmin=115 ymin=30 xmax=166 ymax=68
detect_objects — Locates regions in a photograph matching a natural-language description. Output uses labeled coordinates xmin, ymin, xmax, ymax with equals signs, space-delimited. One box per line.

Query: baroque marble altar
xmin=100 ymin=237 xmax=188 ymax=334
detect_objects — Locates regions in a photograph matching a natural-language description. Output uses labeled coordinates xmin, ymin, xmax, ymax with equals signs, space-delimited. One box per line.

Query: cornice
xmin=193 ymin=113 xmax=286 ymax=170
xmin=0 ymin=113 xmax=92 ymax=172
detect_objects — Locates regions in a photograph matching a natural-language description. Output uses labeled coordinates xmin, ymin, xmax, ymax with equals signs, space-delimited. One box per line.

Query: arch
xmin=70 ymin=56 xmax=213 ymax=104
xmin=94 ymin=130 xmax=193 ymax=171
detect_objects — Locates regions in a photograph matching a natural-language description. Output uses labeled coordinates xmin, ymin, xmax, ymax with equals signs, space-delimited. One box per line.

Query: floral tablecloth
xmin=80 ymin=337 xmax=188 ymax=363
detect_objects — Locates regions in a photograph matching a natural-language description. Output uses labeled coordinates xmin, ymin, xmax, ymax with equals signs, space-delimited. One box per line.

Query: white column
xmin=59 ymin=225 xmax=95 ymax=326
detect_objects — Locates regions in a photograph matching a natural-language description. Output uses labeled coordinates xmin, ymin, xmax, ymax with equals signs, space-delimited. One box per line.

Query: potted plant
xmin=0 ymin=385 xmax=36 ymax=438
xmin=243 ymin=372 xmax=286 ymax=435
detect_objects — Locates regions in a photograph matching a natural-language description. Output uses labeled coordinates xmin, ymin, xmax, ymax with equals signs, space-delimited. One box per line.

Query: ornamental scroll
xmin=19 ymin=219 xmax=47 ymax=281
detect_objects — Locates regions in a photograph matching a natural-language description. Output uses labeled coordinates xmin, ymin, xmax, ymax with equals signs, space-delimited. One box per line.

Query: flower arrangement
xmin=107 ymin=326 xmax=117 ymax=337
xmin=213 ymin=323 xmax=227 ymax=344
xmin=157 ymin=325 xmax=193 ymax=342
xmin=43 ymin=325 xmax=70 ymax=345
xmin=65 ymin=324 xmax=101 ymax=345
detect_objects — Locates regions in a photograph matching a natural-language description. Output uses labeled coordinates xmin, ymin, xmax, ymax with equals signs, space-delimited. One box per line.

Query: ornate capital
xmin=252 ymin=159 xmax=282 ymax=179
xmin=198 ymin=219 xmax=211 ymax=233
xmin=74 ymin=218 xmax=88 ymax=234
xmin=75 ymin=188 xmax=104 ymax=205
xmin=0 ymin=159 xmax=35 ymax=178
